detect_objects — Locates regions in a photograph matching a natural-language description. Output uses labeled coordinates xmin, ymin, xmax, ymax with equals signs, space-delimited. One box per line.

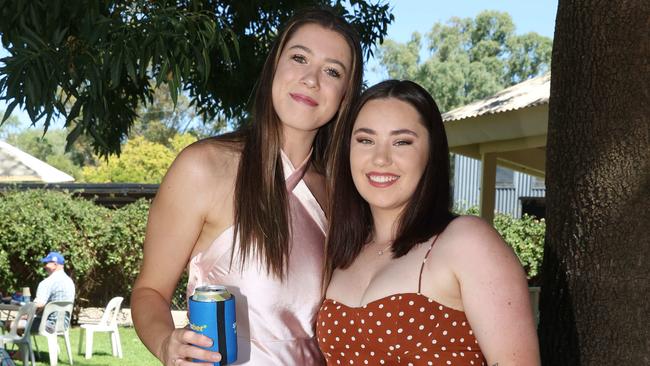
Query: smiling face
xmin=271 ymin=23 xmax=352 ymax=144
xmin=350 ymin=98 xmax=430 ymax=218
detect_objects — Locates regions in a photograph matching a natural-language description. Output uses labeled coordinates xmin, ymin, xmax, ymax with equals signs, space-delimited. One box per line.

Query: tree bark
xmin=540 ymin=0 xmax=650 ymax=364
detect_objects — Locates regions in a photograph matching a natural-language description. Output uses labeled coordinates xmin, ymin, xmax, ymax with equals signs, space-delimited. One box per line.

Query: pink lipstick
xmin=290 ymin=93 xmax=318 ymax=107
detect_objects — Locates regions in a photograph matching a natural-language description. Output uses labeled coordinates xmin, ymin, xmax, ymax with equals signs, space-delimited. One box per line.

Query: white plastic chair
xmin=0 ymin=302 xmax=37 ymax=366
xmin=78 ymin=296 xmax=123 ymax=359
xmin=32 ymin=301 xmax=73 ymax=366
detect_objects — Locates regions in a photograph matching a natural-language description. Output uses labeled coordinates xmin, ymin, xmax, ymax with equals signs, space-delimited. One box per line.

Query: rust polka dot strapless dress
xmin=317 ymin=237 xmax=487 ymax=365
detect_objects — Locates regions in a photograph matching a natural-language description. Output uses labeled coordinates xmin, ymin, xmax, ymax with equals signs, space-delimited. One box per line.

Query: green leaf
xmin=2 ymin=100 xmax=19 ymax=123
xmin=110 ymin=49 xmax=123 ymax=89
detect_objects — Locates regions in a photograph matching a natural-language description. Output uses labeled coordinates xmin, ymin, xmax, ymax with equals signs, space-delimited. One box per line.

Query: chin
xmin=366 ymin=200 xmax=398 ymax=211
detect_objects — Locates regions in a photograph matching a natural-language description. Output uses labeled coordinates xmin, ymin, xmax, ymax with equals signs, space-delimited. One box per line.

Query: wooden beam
xmin=449 ymin=145 xmax=480 ymax=160
xmin=478 ymin=135 xmax=547 ymax=154
xmin=498 ymin=148 xmax=546 ymax=176
xmin=480 ymin=152 xmax=497 ymax=223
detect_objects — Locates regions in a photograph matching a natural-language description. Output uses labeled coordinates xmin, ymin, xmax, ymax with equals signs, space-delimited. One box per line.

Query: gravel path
xmin=78 ymin=307 xmax=189 ymax=328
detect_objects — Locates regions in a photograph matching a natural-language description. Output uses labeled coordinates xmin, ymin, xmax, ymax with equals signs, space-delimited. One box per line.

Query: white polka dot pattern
xmin=317 ymin=293 xmax=487 ymax=365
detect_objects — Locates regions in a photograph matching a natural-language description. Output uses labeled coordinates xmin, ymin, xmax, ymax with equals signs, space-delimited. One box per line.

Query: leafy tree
xmin=81 ymin=134 xmax=197 ymax=183
xmin=131 ymin=84 xmax=231 ymax=143
xmin=0 ymin=0 xmax=393 ymax=156
xmin=6 ymin=128 xmax=56 ymax=161
xmin=376 ymin=11 xmax=551 ymax=111
xmin=540 ymin=0 xmax=649 ymax=363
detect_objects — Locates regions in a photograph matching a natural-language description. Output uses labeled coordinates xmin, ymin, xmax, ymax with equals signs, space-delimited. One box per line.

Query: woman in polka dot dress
xmin=317 ymin=80 xmax=540 ymax=365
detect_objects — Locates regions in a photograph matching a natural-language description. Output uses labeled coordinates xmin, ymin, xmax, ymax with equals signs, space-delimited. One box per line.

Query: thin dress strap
xmin=418 ymin=235 xmax=440 ymax=293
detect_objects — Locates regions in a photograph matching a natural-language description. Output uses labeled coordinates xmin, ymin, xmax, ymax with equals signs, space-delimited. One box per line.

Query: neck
xmin=282 ymin=128 xmax=317 ymax=168
xmin=369 ymin=207 xmax=401 ymax=244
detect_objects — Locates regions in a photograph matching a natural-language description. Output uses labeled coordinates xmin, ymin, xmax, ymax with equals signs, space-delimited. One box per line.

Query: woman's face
xmin=272 ymin=23 xmax=352 ymax=142
xmin=350 ymin=98 xmax=430 ymax=216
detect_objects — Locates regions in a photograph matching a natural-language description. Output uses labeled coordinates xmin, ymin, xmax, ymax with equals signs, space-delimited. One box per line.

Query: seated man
xmin=31 ymin=251 xmax=76 ymax=330
xmin=8 ymin=251 xmax=75 ymax=334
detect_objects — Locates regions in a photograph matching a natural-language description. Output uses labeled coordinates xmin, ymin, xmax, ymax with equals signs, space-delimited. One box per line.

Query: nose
xmin=372 ymin=143 xmax=392 ymax=167
xmin=300 ymin=66 xmax=319 ymax=89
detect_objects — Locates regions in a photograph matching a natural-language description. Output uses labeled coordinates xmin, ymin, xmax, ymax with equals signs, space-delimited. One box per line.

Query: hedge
xmin=0 ymin=189 xmax=189 ymax=309
xmin=0 ymin=190 xmax=545 ymax=311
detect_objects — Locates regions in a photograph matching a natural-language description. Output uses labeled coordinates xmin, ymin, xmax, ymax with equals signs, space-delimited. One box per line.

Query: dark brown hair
xmin=326 ymin=80 xmax=455 ymax=273
xmin=232 ymin=7 xmax=363 ymax=279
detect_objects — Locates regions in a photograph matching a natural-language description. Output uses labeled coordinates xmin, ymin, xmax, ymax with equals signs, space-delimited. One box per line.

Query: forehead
xmin=354 ymin=98 xmax=426 ymax=131
xmin=282 ymin=23 xmax=352 ymax=67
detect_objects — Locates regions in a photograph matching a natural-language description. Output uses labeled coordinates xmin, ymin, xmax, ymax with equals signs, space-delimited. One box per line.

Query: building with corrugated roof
xmin=443 ymin=73 xmax=549 ymax=220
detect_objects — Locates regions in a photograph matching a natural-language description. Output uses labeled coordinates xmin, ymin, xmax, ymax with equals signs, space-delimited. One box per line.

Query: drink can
xmin=189 ymin=285 xmax=237 ymax=365
xmin=22 ymin=287 xmax=31 ymax=303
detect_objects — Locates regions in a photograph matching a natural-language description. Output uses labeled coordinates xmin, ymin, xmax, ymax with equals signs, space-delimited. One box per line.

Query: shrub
xmin=0 ymin=190 xmax=109 ymax=298
xmin=0 ymin=189 xmax=192 ymax=310
xmin=493 ymin=213 xmax=545 ymax=282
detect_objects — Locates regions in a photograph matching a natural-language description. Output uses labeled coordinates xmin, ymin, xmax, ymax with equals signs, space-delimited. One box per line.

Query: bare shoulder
xmin=170 ymin=137 xmax=241 ymax=182
xmin=440 ymin=215 xmax=518 ymax=270
xmin=152 ymin=137 xmax=242 ymax=218
xmin=445 ymin=214 xmax=495 ymax=232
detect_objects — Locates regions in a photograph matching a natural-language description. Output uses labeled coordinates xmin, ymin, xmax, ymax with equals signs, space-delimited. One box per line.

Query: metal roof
xmin=442 ymin=73 xmax=550 ymax=122
xmin=0 ymin=140 xmax=75 ymax=183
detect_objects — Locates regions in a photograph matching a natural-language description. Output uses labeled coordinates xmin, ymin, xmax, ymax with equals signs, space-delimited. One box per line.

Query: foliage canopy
xmin=0 ymin=0 xmax=393 ymax=156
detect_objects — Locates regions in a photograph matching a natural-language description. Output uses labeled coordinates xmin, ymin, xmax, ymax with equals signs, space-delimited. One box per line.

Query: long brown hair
xmin=233 ymin=7 xmax=363 ymax=279
xmin=326 ymin=80 xmax=455 ymax=275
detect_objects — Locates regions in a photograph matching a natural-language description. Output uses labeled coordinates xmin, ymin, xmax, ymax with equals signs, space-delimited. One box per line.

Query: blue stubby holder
xmin=188 ymin=295 xmax=237 ymax=365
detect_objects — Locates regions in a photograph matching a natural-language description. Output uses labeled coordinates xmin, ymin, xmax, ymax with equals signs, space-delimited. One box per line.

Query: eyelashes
xmin=325 ymin=67 xmax=342 ymax=78
xmin=291 ymin=54 xmax=307 ymax=64
xmin=354 ymin=137 xmax=414 ymax=146
xmin=394 ymin=140 xmax=413 ymax=146
xmin=290 ymin=54 xmax=342 ymax=78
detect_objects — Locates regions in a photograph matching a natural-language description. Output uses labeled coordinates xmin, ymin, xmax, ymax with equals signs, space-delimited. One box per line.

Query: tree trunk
xmin=540 ymin=1 xmax=650 ymax=364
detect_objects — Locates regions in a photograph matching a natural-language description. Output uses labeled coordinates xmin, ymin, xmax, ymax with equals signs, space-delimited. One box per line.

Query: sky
xmin=0 ymin=0 xmax=558 ymax=129
xmin=365 ymin=0 xmax=558 ymax=84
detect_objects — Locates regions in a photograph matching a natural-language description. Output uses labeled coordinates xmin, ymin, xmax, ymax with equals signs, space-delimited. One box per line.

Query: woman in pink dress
xmin=131 ymin=8 xmax=363 ymax=366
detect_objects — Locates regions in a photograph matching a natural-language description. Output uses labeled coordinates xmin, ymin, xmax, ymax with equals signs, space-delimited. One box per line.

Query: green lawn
xmin=7 ymin=326 xmax=160 ymax=366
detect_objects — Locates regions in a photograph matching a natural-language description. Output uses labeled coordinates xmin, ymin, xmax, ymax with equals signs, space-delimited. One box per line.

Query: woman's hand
xmin=160 ymin=328 xmax=222 ymax=365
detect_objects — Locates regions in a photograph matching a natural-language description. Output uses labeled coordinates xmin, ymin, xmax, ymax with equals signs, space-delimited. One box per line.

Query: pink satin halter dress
xmin=187 ymin=151 xmax=327 ymax=365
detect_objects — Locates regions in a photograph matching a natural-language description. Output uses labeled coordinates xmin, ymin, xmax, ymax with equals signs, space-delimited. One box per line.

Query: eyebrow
xmin=352 ymin=127 xmax=419 ymax=137
xmin=288 ymin=44 xmax=348 ymax=72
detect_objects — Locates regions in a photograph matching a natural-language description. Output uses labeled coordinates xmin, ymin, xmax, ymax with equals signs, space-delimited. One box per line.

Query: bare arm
xmin=449 ymin=216 xmax=540 ymax=366
xmin=131 ymin=142 xmax=229 ymax=365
